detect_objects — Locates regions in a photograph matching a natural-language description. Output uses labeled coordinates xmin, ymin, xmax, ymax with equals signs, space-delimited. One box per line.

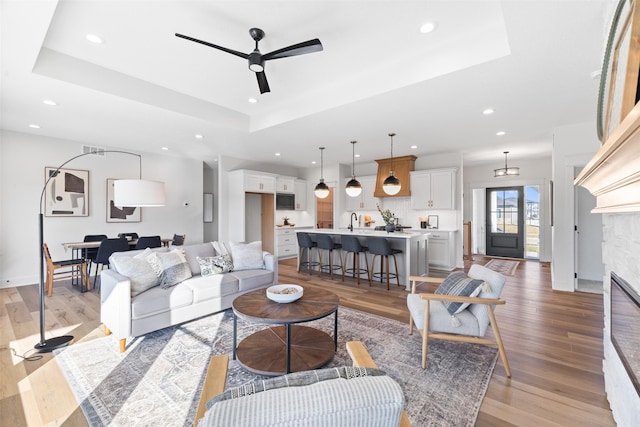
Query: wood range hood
xmin=374 ymin=155 xmax=417 ymax=197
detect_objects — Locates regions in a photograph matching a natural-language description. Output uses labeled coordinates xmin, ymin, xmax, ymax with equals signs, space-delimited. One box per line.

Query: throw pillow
xmin=229 ymin=241 xmax=264 ymax=271
xmin=196 ymin=254 xmax=234 ymax=276
xmin=212 ymin=241 xmax=232 ymax=258
xmin=206 ymin=366 xmax=386 ymax=409
xmin=435 ymin=271 xmax=484 ymax=315
xmin=146 ymin=249 xmax=192 ymax=289
xmin=110 ymin=249 xmax=159 ymax=297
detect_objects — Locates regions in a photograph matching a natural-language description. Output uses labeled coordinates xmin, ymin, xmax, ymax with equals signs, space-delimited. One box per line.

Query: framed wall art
xmin=106 ymin=178 xmax=141 ymax=223
xmin=44 ymin=167 xmax=89 ymax=217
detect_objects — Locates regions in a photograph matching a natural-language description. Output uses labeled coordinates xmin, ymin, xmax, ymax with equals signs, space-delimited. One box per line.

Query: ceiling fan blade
xmin=256 ymin=72 xmax=270 ymax=94
xmin=262 ymin=39 xmax=323 ymax=61
xmin=175 ymin=33 xmax=248 ymax=60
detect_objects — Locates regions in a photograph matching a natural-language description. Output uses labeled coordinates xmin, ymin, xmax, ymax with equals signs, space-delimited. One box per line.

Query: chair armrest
xmin=195 ymin=355 xmax=229 ymax=427
xmin=409 ymin=276 xmax=445 ymax=293
xmin=419 ymin=293 xmax=506 ymax=305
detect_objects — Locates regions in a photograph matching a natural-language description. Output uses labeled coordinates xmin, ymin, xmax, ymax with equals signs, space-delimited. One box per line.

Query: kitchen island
xmin=296 ymin=228 xmax=429 ymax=291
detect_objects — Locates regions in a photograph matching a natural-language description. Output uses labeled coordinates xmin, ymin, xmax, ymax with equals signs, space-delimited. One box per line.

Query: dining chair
xmin=43 ymin=243 xmax=89 ymax=296
xmin=134 ymin=235 xmax=162 ymax=250
xmin=83 ymin=234 xmax=107 ymax=276
xmin=172 ymin=234 xmax=186 ymax=246
xmin=93 ymin=237 xmax=130 ymax=289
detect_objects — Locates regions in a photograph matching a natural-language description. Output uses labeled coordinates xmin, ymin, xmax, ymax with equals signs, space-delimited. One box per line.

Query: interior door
xmin=486 ymin=187 xmax=524 ymax=258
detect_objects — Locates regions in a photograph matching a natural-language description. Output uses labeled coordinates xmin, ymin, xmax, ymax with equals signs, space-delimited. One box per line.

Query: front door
xmin=486 ymin=187 xmax=524 ymax=258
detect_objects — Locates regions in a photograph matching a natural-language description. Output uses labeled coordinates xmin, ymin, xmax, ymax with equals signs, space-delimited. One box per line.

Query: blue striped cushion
xmin=435 ymin=271 xmax=484 ymax=315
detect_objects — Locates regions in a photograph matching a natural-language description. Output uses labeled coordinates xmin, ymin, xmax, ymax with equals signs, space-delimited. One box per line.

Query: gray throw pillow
xmin=110 ymin=249 xmax=160 ymax=297
xmin=147 ymin=249 xmax=192 ymax=289
xmin=435 ymin=271 xmax=484 ymax=315
xmin=197 ymin=255 xmax=234 ymax=276
xmin=229 ymin=241 xmax=264 ymax=271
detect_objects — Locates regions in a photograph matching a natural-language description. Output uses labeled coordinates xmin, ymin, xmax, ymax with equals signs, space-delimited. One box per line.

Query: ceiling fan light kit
xmin=345 ymin=140 xmax=362 ymax=197
xmin=494 ymin=151 xmax=520 ymax=177
xmin=383 ymin=133 xmax=402 ymax=195
xmin=315 ymin=147 xmax=330 ymax=199
xmin=175 ymin=27 xmax=323 ymax=94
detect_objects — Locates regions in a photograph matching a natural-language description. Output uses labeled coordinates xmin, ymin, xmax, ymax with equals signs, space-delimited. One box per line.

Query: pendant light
xmin=345 ymin=140 xmax=362 ymax=197
xmin=494 ymin=151 xmax=520 ymax=177
xmin=383 ymin=132 xmax=401 ymax=195
xmin=314 ymin=147 xmax=330 ymax=198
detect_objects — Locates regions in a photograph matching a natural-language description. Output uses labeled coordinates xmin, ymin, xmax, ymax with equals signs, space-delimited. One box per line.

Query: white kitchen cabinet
xmin=294 ymin=180 xmax=307 ymax=211
xmin=345 ymin=175 xmax=377 ymax=211
xmin=244 ymin=172 xmax=276 ymax=193
xmin=427 ymin=230 xmax=457 ymax=271
xmin=410 ymin=169 xmax=456 ymax=210
xmin=276 ymin=228 xmax=298 ymax=259
xmin=276 ymin=177 xmax=295 ymax=193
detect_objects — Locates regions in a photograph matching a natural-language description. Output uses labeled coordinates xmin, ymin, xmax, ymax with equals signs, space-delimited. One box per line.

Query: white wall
xmin=0 ymin=130 xmax=204 ymax=287
xmin=551 ymin=121 xmax=601 ymax=291
xmin=463 ymin=155 xmax=552 ymax=261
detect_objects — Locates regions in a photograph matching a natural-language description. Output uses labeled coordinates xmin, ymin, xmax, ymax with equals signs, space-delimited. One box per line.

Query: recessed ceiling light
xmin=161 ymin=147 xmax=169 ymax=151
xmin=86 ymin=34 xmax=104 ymax=44
xmin=248 ymin=98 xmax=258 ymax=103
xmin=410 ymin=145 xmax=418 ymax=149
xmin=496 ymin=131 xmax=506 ymax=136
xmin=29 ymin=124 xmax=41 ymax=129
xmin=275 ymin=153 xmax=281 ymax=156
xmin=311 ymin=161 xmax=317 ymax=164
xmin=482 ymin=108 xmax=495 ymax=115
xmin=419 ymin=22 xmax=437 ymax=34
xmin=195 ymin=134 xmax=204 ymax=139
xmin=42 ymin=99 xmax=57 ymax=106
xmin=355 ymin=154 xmax=361 ymax=158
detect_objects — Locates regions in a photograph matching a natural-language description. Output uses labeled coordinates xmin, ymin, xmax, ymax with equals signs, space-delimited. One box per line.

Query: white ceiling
xmin=0 ymin=0 xmax=611 ymax=169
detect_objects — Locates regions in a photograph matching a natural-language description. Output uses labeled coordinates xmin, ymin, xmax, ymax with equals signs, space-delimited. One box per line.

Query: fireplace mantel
xmin=575 ymin=100 xmax=640 ymax=213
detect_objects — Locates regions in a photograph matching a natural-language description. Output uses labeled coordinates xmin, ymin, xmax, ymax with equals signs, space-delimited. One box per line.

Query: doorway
xmin=575 ymin=181 xmax=603 ymax=292
xmin=316 ymin=187 xmax=334 ymax=229
xmin=485 ymin=186 xmax=524 ymax=258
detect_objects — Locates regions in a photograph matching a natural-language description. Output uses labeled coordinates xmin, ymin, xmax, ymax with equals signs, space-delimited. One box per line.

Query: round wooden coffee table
xmin=232 ymin=286 xmax=339 ymax=376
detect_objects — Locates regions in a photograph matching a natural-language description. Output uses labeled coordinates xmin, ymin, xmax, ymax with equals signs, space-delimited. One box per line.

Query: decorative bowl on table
xmin=266 ymin=284 xmax=303 ymax=303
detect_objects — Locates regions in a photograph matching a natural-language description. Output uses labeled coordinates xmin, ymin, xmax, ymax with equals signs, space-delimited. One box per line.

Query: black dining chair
xmin=135 ymin=236 xmax=162 ymax=250
xmin=83 ymin=234 xmax=107 ymax=276
xmin=93 ymin=237 xmax=130 ymax=289
xmin=172 ymin=234 xmax=186 ymax=246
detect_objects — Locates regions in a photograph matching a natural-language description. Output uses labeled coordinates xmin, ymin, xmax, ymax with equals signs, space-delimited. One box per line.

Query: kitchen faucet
xmin=348 ymin=212 xmax=358 ymax=232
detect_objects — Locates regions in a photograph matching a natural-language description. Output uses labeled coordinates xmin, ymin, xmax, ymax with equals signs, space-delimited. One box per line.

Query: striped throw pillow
xmin=435 ymin=271 xmax=484 ymax=315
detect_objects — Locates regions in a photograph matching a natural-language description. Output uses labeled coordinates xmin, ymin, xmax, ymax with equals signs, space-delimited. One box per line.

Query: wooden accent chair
xmin=43 ymin=243 xmax=89 ymax=296
xmin=195 ymin=341 xmax=410 ymax=427
xmin=407 ymin=265 xmax=511 ymax=377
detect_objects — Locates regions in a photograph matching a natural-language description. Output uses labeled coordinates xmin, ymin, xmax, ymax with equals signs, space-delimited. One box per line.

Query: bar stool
xmin=341 ymin=235 xmax=369 ymax=285
xmin=297 ymin=232 xmax=319 ymax=274
xmin=367 ymin=237 xmax=402 ymax=290
xmin=316 ymin=234 xmax=343 ymax=279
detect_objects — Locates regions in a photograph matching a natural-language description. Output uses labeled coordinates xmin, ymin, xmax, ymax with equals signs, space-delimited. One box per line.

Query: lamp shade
xmin=114 ymin=179 xmax=166 ymax=207
xmin=383 ymin=173 xmax=401 ymax=195
xmin=314 ymin=180 xmax=330 ymax=199
xmin=345 ymin=177 xmax=362 ymax=197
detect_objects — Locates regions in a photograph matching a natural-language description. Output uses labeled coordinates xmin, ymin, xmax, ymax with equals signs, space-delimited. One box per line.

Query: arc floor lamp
xmin=35 ymin=150 xmax=165 ymax=352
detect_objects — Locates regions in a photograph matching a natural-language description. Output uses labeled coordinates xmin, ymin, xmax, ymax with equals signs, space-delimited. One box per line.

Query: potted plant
xmin=376 ymin=204 xmax=396 ymax=233
xmin=282 ymin=216 xmax=290 ymax=226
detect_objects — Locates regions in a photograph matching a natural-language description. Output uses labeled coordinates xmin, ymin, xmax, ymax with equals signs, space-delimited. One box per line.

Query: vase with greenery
xmin=282 ymin=216 xmax=290 ymax=226
xmin=377 ymin=203 xmax=396 ymax=233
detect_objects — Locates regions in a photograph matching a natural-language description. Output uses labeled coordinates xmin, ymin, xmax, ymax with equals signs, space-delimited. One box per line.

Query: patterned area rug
xmin=485 ymin=258 xmax=520 ymax=276
xmin=54 ymin=306 xmax=497 ymax=426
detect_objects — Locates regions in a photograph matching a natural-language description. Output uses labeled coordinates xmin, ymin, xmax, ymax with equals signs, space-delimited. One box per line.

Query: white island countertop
xmin=307 ymin=228 xmax=427 ymax=239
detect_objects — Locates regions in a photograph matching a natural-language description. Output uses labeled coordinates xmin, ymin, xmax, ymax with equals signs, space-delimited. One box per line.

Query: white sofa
xmin=100 ymin=242 xmax=277 ymax=352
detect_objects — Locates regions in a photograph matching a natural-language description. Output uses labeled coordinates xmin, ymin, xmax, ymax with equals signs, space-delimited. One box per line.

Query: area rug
xmin=485 ymin=258 xmax=520 ymax=276
xmin=54 ymin=307 xmax=497 ymax=427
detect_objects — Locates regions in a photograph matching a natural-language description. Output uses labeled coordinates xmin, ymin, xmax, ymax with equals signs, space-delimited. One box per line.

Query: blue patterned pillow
xmin=147 ymin=249 xmax=192 ymax=288
xmin=197 ymin=255 xmax=234 ymax=276
xmin=435 ymin=271 xmax=484 ymax=315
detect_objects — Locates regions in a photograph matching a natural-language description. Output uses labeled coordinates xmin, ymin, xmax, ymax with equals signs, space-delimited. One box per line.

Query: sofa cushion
xmin=131 ymin=282 xmax=194 ymax=319
xmin=228 ymin=269 xmax=274 ymax=292
xmin=183 ymin=274 xmax=240 ymax=303
xmin=109 ymin=248 xmax=159 ymax=297
xmin=407 ymin=293 xmax=479 ymax=335
xmin=181 ymin=243 xmax=216 ymax=275
xmin=197 ymin=255 xmax=234 ymax=276
xmin=435 ymin=271 xmax=484 ymax=315
xmin=147 ymin=249 xmax=193 ymax=289
xmin=229 ymin=241 xmax=264 ymax=271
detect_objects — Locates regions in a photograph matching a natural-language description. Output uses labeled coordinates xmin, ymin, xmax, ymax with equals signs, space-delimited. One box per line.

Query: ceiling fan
xmin=175 ymin=28 xmax=323 ymax=94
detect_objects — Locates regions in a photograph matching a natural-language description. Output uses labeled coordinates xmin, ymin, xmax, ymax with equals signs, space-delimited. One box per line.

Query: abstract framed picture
xmin=44 ymin=167 xmax=89 ymax=217
xmin=106 ymin=178 xmax=141 ymax=223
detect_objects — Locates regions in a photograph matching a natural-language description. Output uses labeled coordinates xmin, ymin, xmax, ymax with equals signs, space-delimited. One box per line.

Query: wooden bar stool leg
xmin=393 ymin=254 xmax=401 ymax=287
xmin=385 ymin=255 xmax=390 ymax=290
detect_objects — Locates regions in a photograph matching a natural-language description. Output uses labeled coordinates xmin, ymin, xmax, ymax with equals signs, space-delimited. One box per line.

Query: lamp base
xmin=34 ymin=335 xmax=74 ymax=352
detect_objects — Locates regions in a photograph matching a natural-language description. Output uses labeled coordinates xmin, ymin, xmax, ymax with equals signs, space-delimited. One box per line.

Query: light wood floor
xmin=0 ymin=256 xmax=615 ymax=426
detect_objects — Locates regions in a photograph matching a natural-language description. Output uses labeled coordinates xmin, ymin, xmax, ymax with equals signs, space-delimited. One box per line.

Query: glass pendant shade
xmin=345 ymin=140 xmax=362 ymax=197
xmin=383 ymin=172 xmax=401 ymax=195
xmin=494 ymin=151 xmax=520 ymax=177
xmin=315 ymin=147 xmax=330 ymax=198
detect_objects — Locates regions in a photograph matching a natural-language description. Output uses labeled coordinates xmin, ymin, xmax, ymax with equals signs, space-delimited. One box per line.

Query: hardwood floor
xmin=0 ymin=256 xmax=614 ymax=426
